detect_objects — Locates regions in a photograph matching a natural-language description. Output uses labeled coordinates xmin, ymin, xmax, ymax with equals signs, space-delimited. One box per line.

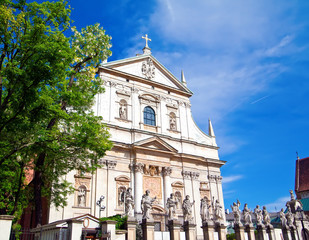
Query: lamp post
xmin=296 ymin=206 xmax=307 ymax=240
xmin=96 ymin=195 xmax=106 ymax=219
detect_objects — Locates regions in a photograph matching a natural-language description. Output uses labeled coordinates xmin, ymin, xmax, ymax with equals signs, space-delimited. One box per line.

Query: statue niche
xmin=77 ymin=185 xmax=87 ymax=207
xmin=169 ymin=112 xmax=177 ymax=131
xmin=119 ymin=99 xmax=127 ymax=120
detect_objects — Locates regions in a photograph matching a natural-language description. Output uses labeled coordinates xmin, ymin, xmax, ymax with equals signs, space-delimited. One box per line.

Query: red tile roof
xmin=295 ymin=157 xmax=309 ymax=193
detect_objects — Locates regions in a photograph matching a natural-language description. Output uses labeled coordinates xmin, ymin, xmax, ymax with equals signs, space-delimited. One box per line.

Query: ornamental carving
xmin=130 ymin=163 xmax=144 ymax=173
xmin=182 ymin=171 xmax=191 ymax=179
xmin=141 ymin=58 xmax=155 ymax=80
xmin=162 ymin=167 xmax=172 ymax=177
xmin=182 ymin=170 xmax=200 ymax=180
xmin=106 ymin=160 xmax=117 ymax=169
xmin=144 ymin=165 xmax=161 ymax=176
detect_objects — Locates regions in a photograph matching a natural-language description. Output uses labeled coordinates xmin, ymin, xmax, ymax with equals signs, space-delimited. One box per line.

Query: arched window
xmin=144 ymin=106 xmax=156 ymax=126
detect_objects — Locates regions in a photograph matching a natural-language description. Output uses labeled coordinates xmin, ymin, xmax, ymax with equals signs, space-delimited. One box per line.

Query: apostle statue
xmin=200 ymin=196 xmax=211 ymax=223
xmin=214 ymin=199 xmax=224 ymax=223
xmin=182 ymin=195 xmax=195 ymax=222
xmin=286 ymin=205 xmax=294 ymax=227
xmin=231 ymin=199 xmax=242 ymax=226
xmin=166 ymin=193 xmax=178 ymax=220
xmin=124 ymin=187 xmax=134 ymax=217
xmin=279 ymin=208 xmax=288 ymax=229
xmin=262 ymin=206 xmax=272 ymax=227
xmin=119 ymin=104 xmax=127 ymax=119
xmin=242 ymin=203 xmax=253 ymax=226
xmin=141 ymin=190 xmax=156 ymax=219
xmin=254 ymin=205 xmax=263 ymax=226
xmin=78 ymin=188 xmax=86 ymax=207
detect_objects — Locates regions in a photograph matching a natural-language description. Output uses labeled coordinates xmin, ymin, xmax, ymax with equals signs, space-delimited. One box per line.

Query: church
xmin=48 ymin=35 xmax=226 ymax=238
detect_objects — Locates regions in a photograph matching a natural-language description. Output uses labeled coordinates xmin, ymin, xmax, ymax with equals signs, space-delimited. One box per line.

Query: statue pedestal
xmin=244 ymin=225 xmax=255 ymax=240
xmin=126 ymin=217 xmax=137 ymax=240
xmin=167 ymin=220 xmax=182 ymax=240
xmin=266 ymin=225 xmax=275 ymax=240
xmin=256 ymin=225 xmax=267 ymax=240
xmin=183 ymin=221 xmax=196 ymax=240
xmin=141 ymin=219 xmax=155 ymax=240
xmin=289 ymin=226 xmax=297 ymax=240
xmin=282 ymin=227 xmax=292 ymax=240
xmin=201 ymin=222 xmax=215 ymax=240
xmin=215 ymin=222 xmax=227 ymax=240
xmin=234 ymin=224 xmax=246 ymax=240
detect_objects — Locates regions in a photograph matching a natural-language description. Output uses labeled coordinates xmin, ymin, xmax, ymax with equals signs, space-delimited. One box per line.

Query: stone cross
xmin=142 ymin=34 xmax=151 ymax=48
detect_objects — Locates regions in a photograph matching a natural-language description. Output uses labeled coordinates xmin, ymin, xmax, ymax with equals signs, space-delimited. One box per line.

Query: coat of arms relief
xmin=141 ymin=58 xmax=155 ymax=80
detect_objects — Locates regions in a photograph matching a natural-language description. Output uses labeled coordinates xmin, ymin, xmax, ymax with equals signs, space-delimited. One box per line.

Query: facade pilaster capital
xmin=190 ymin=172 xmax=200 ymax=180
xmin=208 ymin=175 xmax=217 ymax=183
xmin=133 ymin=163 xmax=144 ymax=173
xmin=162 ymin=167 xmax=172 ymax=177
xmin=184 ymin=102 xmax=191 ymax=107
xmin=110 ymin=81 xmax=117 ymax=88
xmin=106 ymin=160 xmax=117 ymax=169
xmin=102 ymin=80 xmax=110 ymax=86
xmin=215 ymin=176 xmax=223 ymax=183
xmin=182 ymin=170 xmax=191 ymax=179
xmin=132 ymin=87 xmax=140 ymax=94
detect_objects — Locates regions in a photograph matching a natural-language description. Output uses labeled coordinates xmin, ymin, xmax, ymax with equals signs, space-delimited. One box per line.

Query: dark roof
xmin=295 ymin=157 xmax=309 ymax=193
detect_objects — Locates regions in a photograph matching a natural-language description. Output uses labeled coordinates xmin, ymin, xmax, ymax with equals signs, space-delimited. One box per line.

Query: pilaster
xmin=183 ymin=221 xmax=196 ymax=240
xmin=141 ymin=219 xmax=155 ymax=240
xmin=163 ymin=167 xmax=172 ymax=208
xmin=167 ymin=220 xmax=182 ymax=240
xmin=133 ymin=163 xmax=144 ymax=213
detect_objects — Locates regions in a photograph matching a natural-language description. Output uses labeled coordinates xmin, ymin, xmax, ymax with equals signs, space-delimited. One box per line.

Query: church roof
xmin=295 ymin=157 xmax=309 ymax=193
xmin=100 ymin=54 xmax=193 ymax=96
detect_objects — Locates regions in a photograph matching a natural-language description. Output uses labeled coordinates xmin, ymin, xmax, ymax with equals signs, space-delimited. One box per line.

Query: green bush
xmin=100 ymin=214 xmax=128 ymax=230
xmin=227 ymin=233 xmax=236 ymax=240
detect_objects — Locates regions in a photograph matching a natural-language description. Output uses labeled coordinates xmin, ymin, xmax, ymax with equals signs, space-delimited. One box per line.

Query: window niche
xmin=119 ymin=99 xmax=128 ymax=120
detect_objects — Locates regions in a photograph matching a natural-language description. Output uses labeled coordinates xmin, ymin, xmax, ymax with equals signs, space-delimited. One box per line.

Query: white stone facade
xmin=48 ymin=49 xmax=226 ymax=238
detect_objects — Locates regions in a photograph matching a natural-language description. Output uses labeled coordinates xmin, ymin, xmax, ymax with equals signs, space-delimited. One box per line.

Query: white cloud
xmin=264 ymin=196 xmax=290 ymax=212
xmin=222 ymin=175 xmax=243 ymax=184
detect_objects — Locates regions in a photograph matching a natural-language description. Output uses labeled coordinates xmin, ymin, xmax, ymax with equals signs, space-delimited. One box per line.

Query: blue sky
xmin=69 ymin=0 xmax=309 ymax=212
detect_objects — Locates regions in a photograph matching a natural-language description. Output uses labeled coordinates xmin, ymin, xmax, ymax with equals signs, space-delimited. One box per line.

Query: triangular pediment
xmin=100 ymin=54 xmax=192 ymax=96
xmin=133 ymin=137 xmax=178 ymax=153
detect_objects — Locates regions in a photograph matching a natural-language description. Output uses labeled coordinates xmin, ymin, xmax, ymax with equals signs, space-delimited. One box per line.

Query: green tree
xmin=0 ymin=0 xmax=113 ymax=226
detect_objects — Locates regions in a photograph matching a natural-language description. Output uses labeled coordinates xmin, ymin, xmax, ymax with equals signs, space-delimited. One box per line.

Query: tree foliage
xmin=0 ymin=0 xmax=113 ymax=225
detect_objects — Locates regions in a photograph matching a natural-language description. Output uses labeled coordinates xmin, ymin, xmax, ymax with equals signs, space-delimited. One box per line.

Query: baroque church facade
xmin=48 ymin=38 xmax=226 ymax=238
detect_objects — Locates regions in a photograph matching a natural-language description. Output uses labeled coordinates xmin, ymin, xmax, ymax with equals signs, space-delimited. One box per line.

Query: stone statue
xmin=141 ymin=190 xmax=156 ymax=219
xmin=254 ymin=205 xmax=263 ymax=226
xmin=78 ymin=188 xmax=86 ymax=207
xmin=262 ymin=206 xmax=271 ymax=227
xmin=166 ymin=193 xmax=178 ymax=220
xmin=119 ymin=104 xmax=127 ymax=119
xmin=214 ymin=199 xmax=224 ymax=223
xmin=279 ymin=208 xmax=288 ymax=229
xmin=124 ymin=187 xmax=134 ymax=217
xmin=289 ymin=190 xmax=295 ymax=201
xmin=170 ymin=116 xmax=176 ymax=130
xmin=286 ymin=205 xmax=294 ymax=227
xmin=200 ymin=196 xmax=211 ymax=223
xmin=182 ymin=195 xmax=195 ymax=222
xmin=231 ymin=199 xmax=242 ymax=226
xmin=242 ymin=203 xmax=253 ymax=226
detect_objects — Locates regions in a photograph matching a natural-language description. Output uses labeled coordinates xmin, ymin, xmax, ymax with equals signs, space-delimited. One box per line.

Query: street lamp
xmin=96 ymin=195 xmax=106 ymax=218
xmin=296 ymin=206 xmax=308 ymax=240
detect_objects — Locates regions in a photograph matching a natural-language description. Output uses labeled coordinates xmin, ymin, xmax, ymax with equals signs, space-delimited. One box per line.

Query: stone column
xmin=202 ymin=222 xmax=215 ymax=240
xmin=191 ymin=172 xmax=202 ymax=237
xmin=133 ymin=163 xmax=144 ymax=214
xmin=234 ymin=224 xmax=246 ymax=240
xmin=126 ymin=218 xmax=137 ymax=240
xmin=101 ymin=220 xmax=117 ymax=240
xmin=0 ymin=215 xmax=14 ymax=240
xmin=163 ymin=167 xmax=172 ymax=208
xmin=215 ymin=176 xmax=226 ymax=223
xmin=141 ymin=219 xmax=155 ymax=240
xmin=282 ymin=227 xmax=292 ymax=240
xmin=245 ymin=225 xmax=256 ymax=240
xmin=167 ymin=220 xmax=182 ymax=240
xmin=183 ymin=221 xmax=196 ymax=240
xmin=67 ymin=219 xmax=83 ymax=240
xmin=216 ymin=223 xmax=227 ymax=240
xmin=256 ymin=225 xmax=268 ymax=240
xmin=266 ymin=225 xmax=276 ymax=240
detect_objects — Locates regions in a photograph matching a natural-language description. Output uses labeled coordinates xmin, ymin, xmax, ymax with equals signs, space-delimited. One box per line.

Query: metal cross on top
xmin=142 ymin=34 xmax=151 ymax=48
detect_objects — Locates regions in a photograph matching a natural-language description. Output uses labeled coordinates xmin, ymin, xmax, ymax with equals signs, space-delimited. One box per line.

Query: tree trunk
xmin=34 ymin=152 xmax=46 ymax=227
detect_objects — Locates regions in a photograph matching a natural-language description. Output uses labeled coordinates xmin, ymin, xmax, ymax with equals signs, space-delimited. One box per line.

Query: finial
xmin=142 ymin=34 xmax=152 ymax=54
xmin=296 ymin=151 xmax=300 ymax=160
xmin=181 ymin=70 xmax=187 ymax=86
xmin=208 ymin=119 xmax=215 ymax=137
